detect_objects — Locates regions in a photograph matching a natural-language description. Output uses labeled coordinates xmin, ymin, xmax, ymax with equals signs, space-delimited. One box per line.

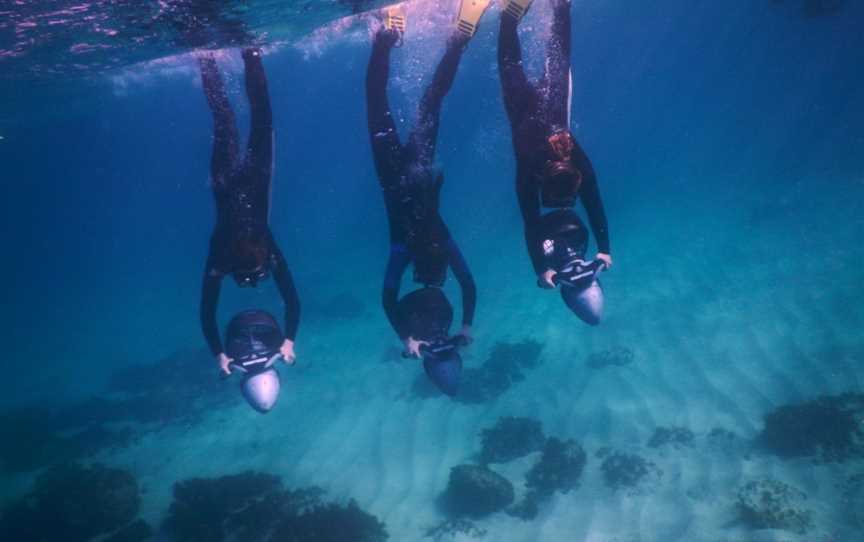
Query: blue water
xmin=1 ymin=1 xmax=863 ymax=541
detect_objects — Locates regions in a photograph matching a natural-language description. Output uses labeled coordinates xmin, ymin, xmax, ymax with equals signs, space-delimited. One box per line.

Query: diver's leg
xmin=199 ymin=55 xmax=239 ymax=189
xmin=408 ymin=31 xmax=470 ymax=166
xmin=541 ymin=0 xmax=572 ymax=128
xmin=241 ymin=48 xmax=273 ymax=186
xmin=498 ymin=9 xmax=540 ymax=126
xmin=563 ymin=280 xmax=603 ymax=326
xmin=367 ymin=29 xmax=404 ymax=184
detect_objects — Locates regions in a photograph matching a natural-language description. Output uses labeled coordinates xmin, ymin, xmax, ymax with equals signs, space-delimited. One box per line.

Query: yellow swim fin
xmin=456 ymin=0 xmax=492 ymax=37
xmin=384 ymin=3 xmax=407 ymax=34
xmin=502 ymin=0 xmax=534 ymax=21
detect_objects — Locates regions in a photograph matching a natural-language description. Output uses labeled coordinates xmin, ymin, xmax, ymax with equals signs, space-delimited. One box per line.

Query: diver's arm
xmin=516 ymin=171 xmax=547 ymax=276
xmin=200 ymin=271 xmax=224 ymax=358
xmin=575 ymin=147 xmax=610 ymax=256
xmin=447 ymin=240 xmax=477 ymax=332
xmin=270 ymin=245 xmax=300 ymax=343
xmin=382 ymin=249 xmax=411 ymax=340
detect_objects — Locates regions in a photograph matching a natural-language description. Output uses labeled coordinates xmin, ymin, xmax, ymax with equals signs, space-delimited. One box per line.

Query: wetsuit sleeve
xmin=200 ymin=266 xmax=224 ymax=357
xmin=498 ymin=16 xmax=539 ymax=127
xmin=199 ymin=56 xmax=239 ymax=191
xmin=447 ymin=241 xmax=476 ymax=328
xmin=408 ymin=33 xmax=469 ymax=166
xmin=270 ymin=243 xmax=300 ymax=341
xmin=575 ymin=146 xmax=610 ymax=254
xmin=382 ymin=248 xmax=412 ymax=340
xmin=517 ymin=173 xmax=547 ymax=275
xmin=242 ymin=49 xmax=273 ymax=191
xmin=542 ymin=0 xmax=572 ymax=127
xmin=366 ymin=33 xmax=403 ymax=189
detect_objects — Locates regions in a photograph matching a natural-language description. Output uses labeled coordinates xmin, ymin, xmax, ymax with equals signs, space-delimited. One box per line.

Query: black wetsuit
xmin=498 ymin=1 xmax=610 ymax=276
xmin=366 ymin=31 xmax=476 ymax=341
xmin=199 ymin=51 xmax=300 ymax=357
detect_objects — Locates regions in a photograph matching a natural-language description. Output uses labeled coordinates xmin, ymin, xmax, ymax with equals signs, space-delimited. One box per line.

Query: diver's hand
xmin=538 ymin=269 xmax=557 ymax=289
xmin=280 ymin=339 xmax=296 ymax=366
xmin=595 ymin=253 xmax=613 ymax=269
xmin=217 ymin=353 xmax=234 ymax=375
xmin=457 ymin=325 xmax=473 ymax=345
xmin=403 ymin=337 xmax=429 ymax=359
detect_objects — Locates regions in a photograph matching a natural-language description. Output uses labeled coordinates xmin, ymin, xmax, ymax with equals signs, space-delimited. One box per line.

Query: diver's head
xmin=413 ymin=241 xmax=448 ymax=287
xmin=241 ymin=368 xmax=281 ymax=413
xmin=230 ymin=227 xmax=270 ymax=287
xmin=540 ymin=131 xmax=582 ymax=208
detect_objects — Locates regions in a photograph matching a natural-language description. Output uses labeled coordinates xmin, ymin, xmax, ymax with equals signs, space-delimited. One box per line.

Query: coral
xmin=736 ymin=479 xmax=812 ymax=534
xmin=842 ymin=472 xmax=864 ymax=529
xmin=269 ymin=500 xmax=388 ymax=542
xmin=163 ymin=471 xmax=283 ymax=542
xmin=647 ymin=426 xmax=694 ymax=448
xmin=759 ymin=393 xmax=864 ymax=461
xmin=506 ymin=495 xmax=540 ymax=521
xmin=525 ymin=438 xmax=586 ymax=497
xmin=455 ymin=340 xmax=543 ymax=404
xmin=0 ymin=406 xmax=80 ymax=472
xmin=424 ymin=519 xmax=486 ymax=540
xmin=598 ymin=449 xmax=659 ymax=491
xmin=479 ymin=416 xmax=545 ymax=464
xmin=162 ymin=471 xmax=387 ymax=542
xmin=104 ymin=519 xmax=154 ymax=542
xmin=0 ymin=462 xmax=140 ymax=542
xmin=585 ymin=347 xmax=634 ymax=369
xmin=442 ymin=464 xmax=515 ymax=518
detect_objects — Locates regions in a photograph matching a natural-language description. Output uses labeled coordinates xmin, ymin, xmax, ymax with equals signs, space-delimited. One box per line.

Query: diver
xmin=498 ymin=0 xmax=612 ymax=325
xmin=198 ymin=48 xmax=300 ymax=373
xmin=366 ymin=3 xmax=489 ymax=359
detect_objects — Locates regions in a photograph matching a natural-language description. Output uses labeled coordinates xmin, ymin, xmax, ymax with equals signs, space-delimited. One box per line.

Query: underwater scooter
xmin=222 ymin=310 xmax=285 ymax=414
xmin=402 ymin=334 xmax=469 ymax=397
xmin=549 ymin=257 xmax=607 ymax=289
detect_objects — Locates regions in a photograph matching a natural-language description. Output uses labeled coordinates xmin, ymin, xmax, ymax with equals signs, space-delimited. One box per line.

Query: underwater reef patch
xmin=163 ymin=470 xmax=387 ymax=542
xmin=597 ymin=448 xmax=662 ymax=492
xmin=758 ymin=392 xmax=864 ymax=462
xmin=479 ymin=416 xmax=545 ymax=465
xmin=441 ymin=464 xmax=515 ymax=519
xmin=736 ymin=478 xmax=812 ymax=534
xmin=585 ymin=346 xmax=634 ymax=369
xmin=0 ymin=405 xmax=134 ymax=473
xmin=841 ymin=472 xmax=864 ymax=530
xmin=1 ymin=349 xmax=238 ymax=474
xmin=647 ymin=426 xmax=695 ymax=449
xmin=0 ymin=462 xmax=141 ymax=542
xmin=424 ymin=518 xmax=487 ymax=541
xmin=508 ymin=438 xmax=587 ymax=520
xmin=103 ymin=519 xmax=154 ymax=542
